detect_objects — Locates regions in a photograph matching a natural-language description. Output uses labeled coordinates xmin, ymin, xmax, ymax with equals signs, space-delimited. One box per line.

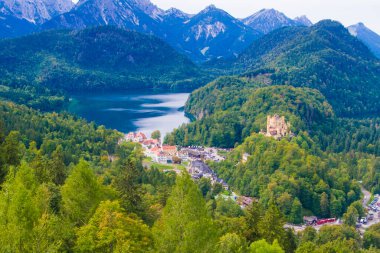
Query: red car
xmin=316 ymin=218 xmax=336 ymax=225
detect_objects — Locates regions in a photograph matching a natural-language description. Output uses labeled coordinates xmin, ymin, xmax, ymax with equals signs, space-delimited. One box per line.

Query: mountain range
xmin=0 ymin=0 xmax=379 ymax=62
xmin=0 ymin=0 xmax=315 ymax=62
xmin=242 ymin=8 xmax=311 ymax=34
xmin=231 ymin=20 xmax=380 ymax=117
xmin=0 ymin=0 xmax=73 ymax=37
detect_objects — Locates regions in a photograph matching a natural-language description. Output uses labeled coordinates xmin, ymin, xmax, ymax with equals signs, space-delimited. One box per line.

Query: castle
xmin=265 ymin=114 xmax=291 ymax=139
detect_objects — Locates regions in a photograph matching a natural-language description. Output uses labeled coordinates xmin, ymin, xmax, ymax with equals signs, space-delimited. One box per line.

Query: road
xmin=362 ymin=186 xmax=371 ymax=207
xmin=358 ymin=187 xmax=380 ymax=234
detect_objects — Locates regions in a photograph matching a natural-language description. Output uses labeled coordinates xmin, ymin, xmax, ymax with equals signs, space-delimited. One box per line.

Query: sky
xmin=150 ymin=0 xmax=380 ymax=34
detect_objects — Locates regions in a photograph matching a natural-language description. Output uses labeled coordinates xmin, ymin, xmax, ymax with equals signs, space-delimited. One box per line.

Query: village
xmin=118 ymin=114 xmax=293 ymax=209
xmin=119 ymin=115 xmax=380 ymax=233
xmin=119 ymin=131 xmax=256 ymax=208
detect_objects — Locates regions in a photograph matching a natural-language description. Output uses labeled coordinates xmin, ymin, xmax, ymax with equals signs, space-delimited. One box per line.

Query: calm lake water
xmin=68 ymin=91 xmax=190 ymax=138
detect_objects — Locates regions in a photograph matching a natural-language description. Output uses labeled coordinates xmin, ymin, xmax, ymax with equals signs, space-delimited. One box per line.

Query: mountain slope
xmin=348 ymin=23 xmax=380 ymax=59
xmin=294 ymin=15 xmax=313 ymax=26
xmin=42 ymin=0 xmax=161 ymax=34
xmin=234 ymin=20 xmax=380 ymax=117
xmin=243 ymin=9 xmax=307 ymax=34
xmin=0 ymin=0 xmax=74 ymax=24
xmin=44 ymin=2 xmax=262 ymax=62
xmin=166 ymin=81 xmax=334 ymax=148
xmin=0 ymin=14 xmax=37 ymax=38
xmin=0 ymin=0 xmax=73 ymax=38
xmin=0 ymin=26 xmax=204 ymax=91
xmin=176 ymin=5 xmax=262 ymax=61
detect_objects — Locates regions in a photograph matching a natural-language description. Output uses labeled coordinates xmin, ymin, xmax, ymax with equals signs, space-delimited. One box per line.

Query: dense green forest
xmin=211 ymin=20 xmax=380 ymax=117
xmin=0 ymin=101 xmax=379 ymax=252
xmin=165 ymin=76 xmax=380 ymax=220
xmin=0 ymin=26 xmax=209 ymax=92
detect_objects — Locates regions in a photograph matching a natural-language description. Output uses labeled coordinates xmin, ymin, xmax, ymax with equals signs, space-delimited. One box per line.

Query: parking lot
xmin=358 ymin=192 xmax=380 ymax=233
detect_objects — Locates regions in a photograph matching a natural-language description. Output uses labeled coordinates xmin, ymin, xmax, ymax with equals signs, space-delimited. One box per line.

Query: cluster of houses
xmin=188 ymin=160 xmax=229 ymax=189
xmin=120 ymin=132 xmax=228 ymax=164
xmin=120 ymin=131 xmax=256 ymax=209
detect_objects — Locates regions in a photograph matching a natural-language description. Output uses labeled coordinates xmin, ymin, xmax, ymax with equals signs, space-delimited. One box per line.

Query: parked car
xmin=360 ymin=217 xmax=368 ymax=224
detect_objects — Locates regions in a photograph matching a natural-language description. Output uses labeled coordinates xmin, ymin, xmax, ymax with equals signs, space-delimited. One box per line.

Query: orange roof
xmin=150 ymin=146 xmax=160 ymax=152
xmin=162 ymin=145 xmax=177 ymax=151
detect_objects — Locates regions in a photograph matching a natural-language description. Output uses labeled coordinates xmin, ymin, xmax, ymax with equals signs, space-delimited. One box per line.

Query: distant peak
xmin=165 ymin=7 xmax=185 ymax=14
xmin=259 ymin=8 xmax=278 ymax=14
xmin=164 ymin=7 xmax=191 ymax=19
xmin=198 ymin=4 xmax=228 ymax=16
xmin=294 ymin=15 xmax=313 ymax=26
xmin=201 ymin=4 xmax=219 ymax=13
xmin=206 ymin=4 xmax=217 ymax=10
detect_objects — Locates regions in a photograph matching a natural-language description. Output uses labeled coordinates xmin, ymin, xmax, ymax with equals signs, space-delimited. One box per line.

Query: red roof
xmin=162 ymin=145 xmax=177 ymax=151
xmin=150 ymin=146 xmax=160 ymax=152
xmin=143 ymin=139 xmax=158 ymax=145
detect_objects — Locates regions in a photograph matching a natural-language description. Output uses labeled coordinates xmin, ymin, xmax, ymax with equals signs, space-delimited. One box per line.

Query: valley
xmin=0 ymin=0 xmax=379 ymax=252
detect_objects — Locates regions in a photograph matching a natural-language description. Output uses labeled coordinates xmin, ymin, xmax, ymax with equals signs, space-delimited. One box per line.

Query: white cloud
xmin=150 ymin=0 xmax=380 ymax=34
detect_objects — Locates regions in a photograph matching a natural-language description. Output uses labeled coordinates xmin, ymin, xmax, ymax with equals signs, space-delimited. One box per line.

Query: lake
xmin=68 ymin=91 xmax=190 ymax=138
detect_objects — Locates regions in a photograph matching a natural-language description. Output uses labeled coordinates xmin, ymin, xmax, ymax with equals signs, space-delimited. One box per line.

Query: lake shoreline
xmin=67 ymin=91 xmax=191 ymax=137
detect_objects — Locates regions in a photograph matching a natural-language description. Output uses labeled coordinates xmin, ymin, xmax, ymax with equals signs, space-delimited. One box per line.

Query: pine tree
xmin=3 ymin=131 xmax=21 ymax=166
xmin=320 ymin=192 xmax=330 ymax=218
xmin=61 ymin=160 xmax=106 ymax=225
xmin=244 ymin=201 xmax=264 ymax=243
xmin=289 ymin=198 xmax=303 ymax=224
xmin=50 ymin=145 xmax=67 ymax=185
xmin=153 ymin=174 xmax=218 ymax=253
xmin=113 ymin=159 xmax=143 ymax=215
xmin=258 ymin=203 xmax=286 ymax=245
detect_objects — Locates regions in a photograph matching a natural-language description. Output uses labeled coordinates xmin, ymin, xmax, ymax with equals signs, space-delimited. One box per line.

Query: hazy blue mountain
xmin=0 ymin=0 xmax=73 ymax=38
xmin=243 ymin=9 xmax=296 ymax=34
xmin=42 ymin=0 xmax=162 ymax=35
xmin=348 ymin=23 xmax=380 ymax=59
xmin=243 ymin=9 xmax=311 ymax=34
xmin=0 ymin=0 xmax=73 ymax=24
xmin=175 ymin=5 xmax=262 ymax=61
xmin=294 ymin=15 xmax=313 ymax=26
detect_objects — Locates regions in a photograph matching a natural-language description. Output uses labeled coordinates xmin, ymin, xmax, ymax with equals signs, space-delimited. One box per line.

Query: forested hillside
xmin=165 ymin=76 xmax=380 ymax=219
xmin=166 ymin=78 xmax=334 ymax=148
xmin=1 ymin=100 xmax=378 ymax=252
xmin=224 ymin=20 xmax=380 ymax=117
xmin=0 ymin=26 xmax=207 ymax=92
